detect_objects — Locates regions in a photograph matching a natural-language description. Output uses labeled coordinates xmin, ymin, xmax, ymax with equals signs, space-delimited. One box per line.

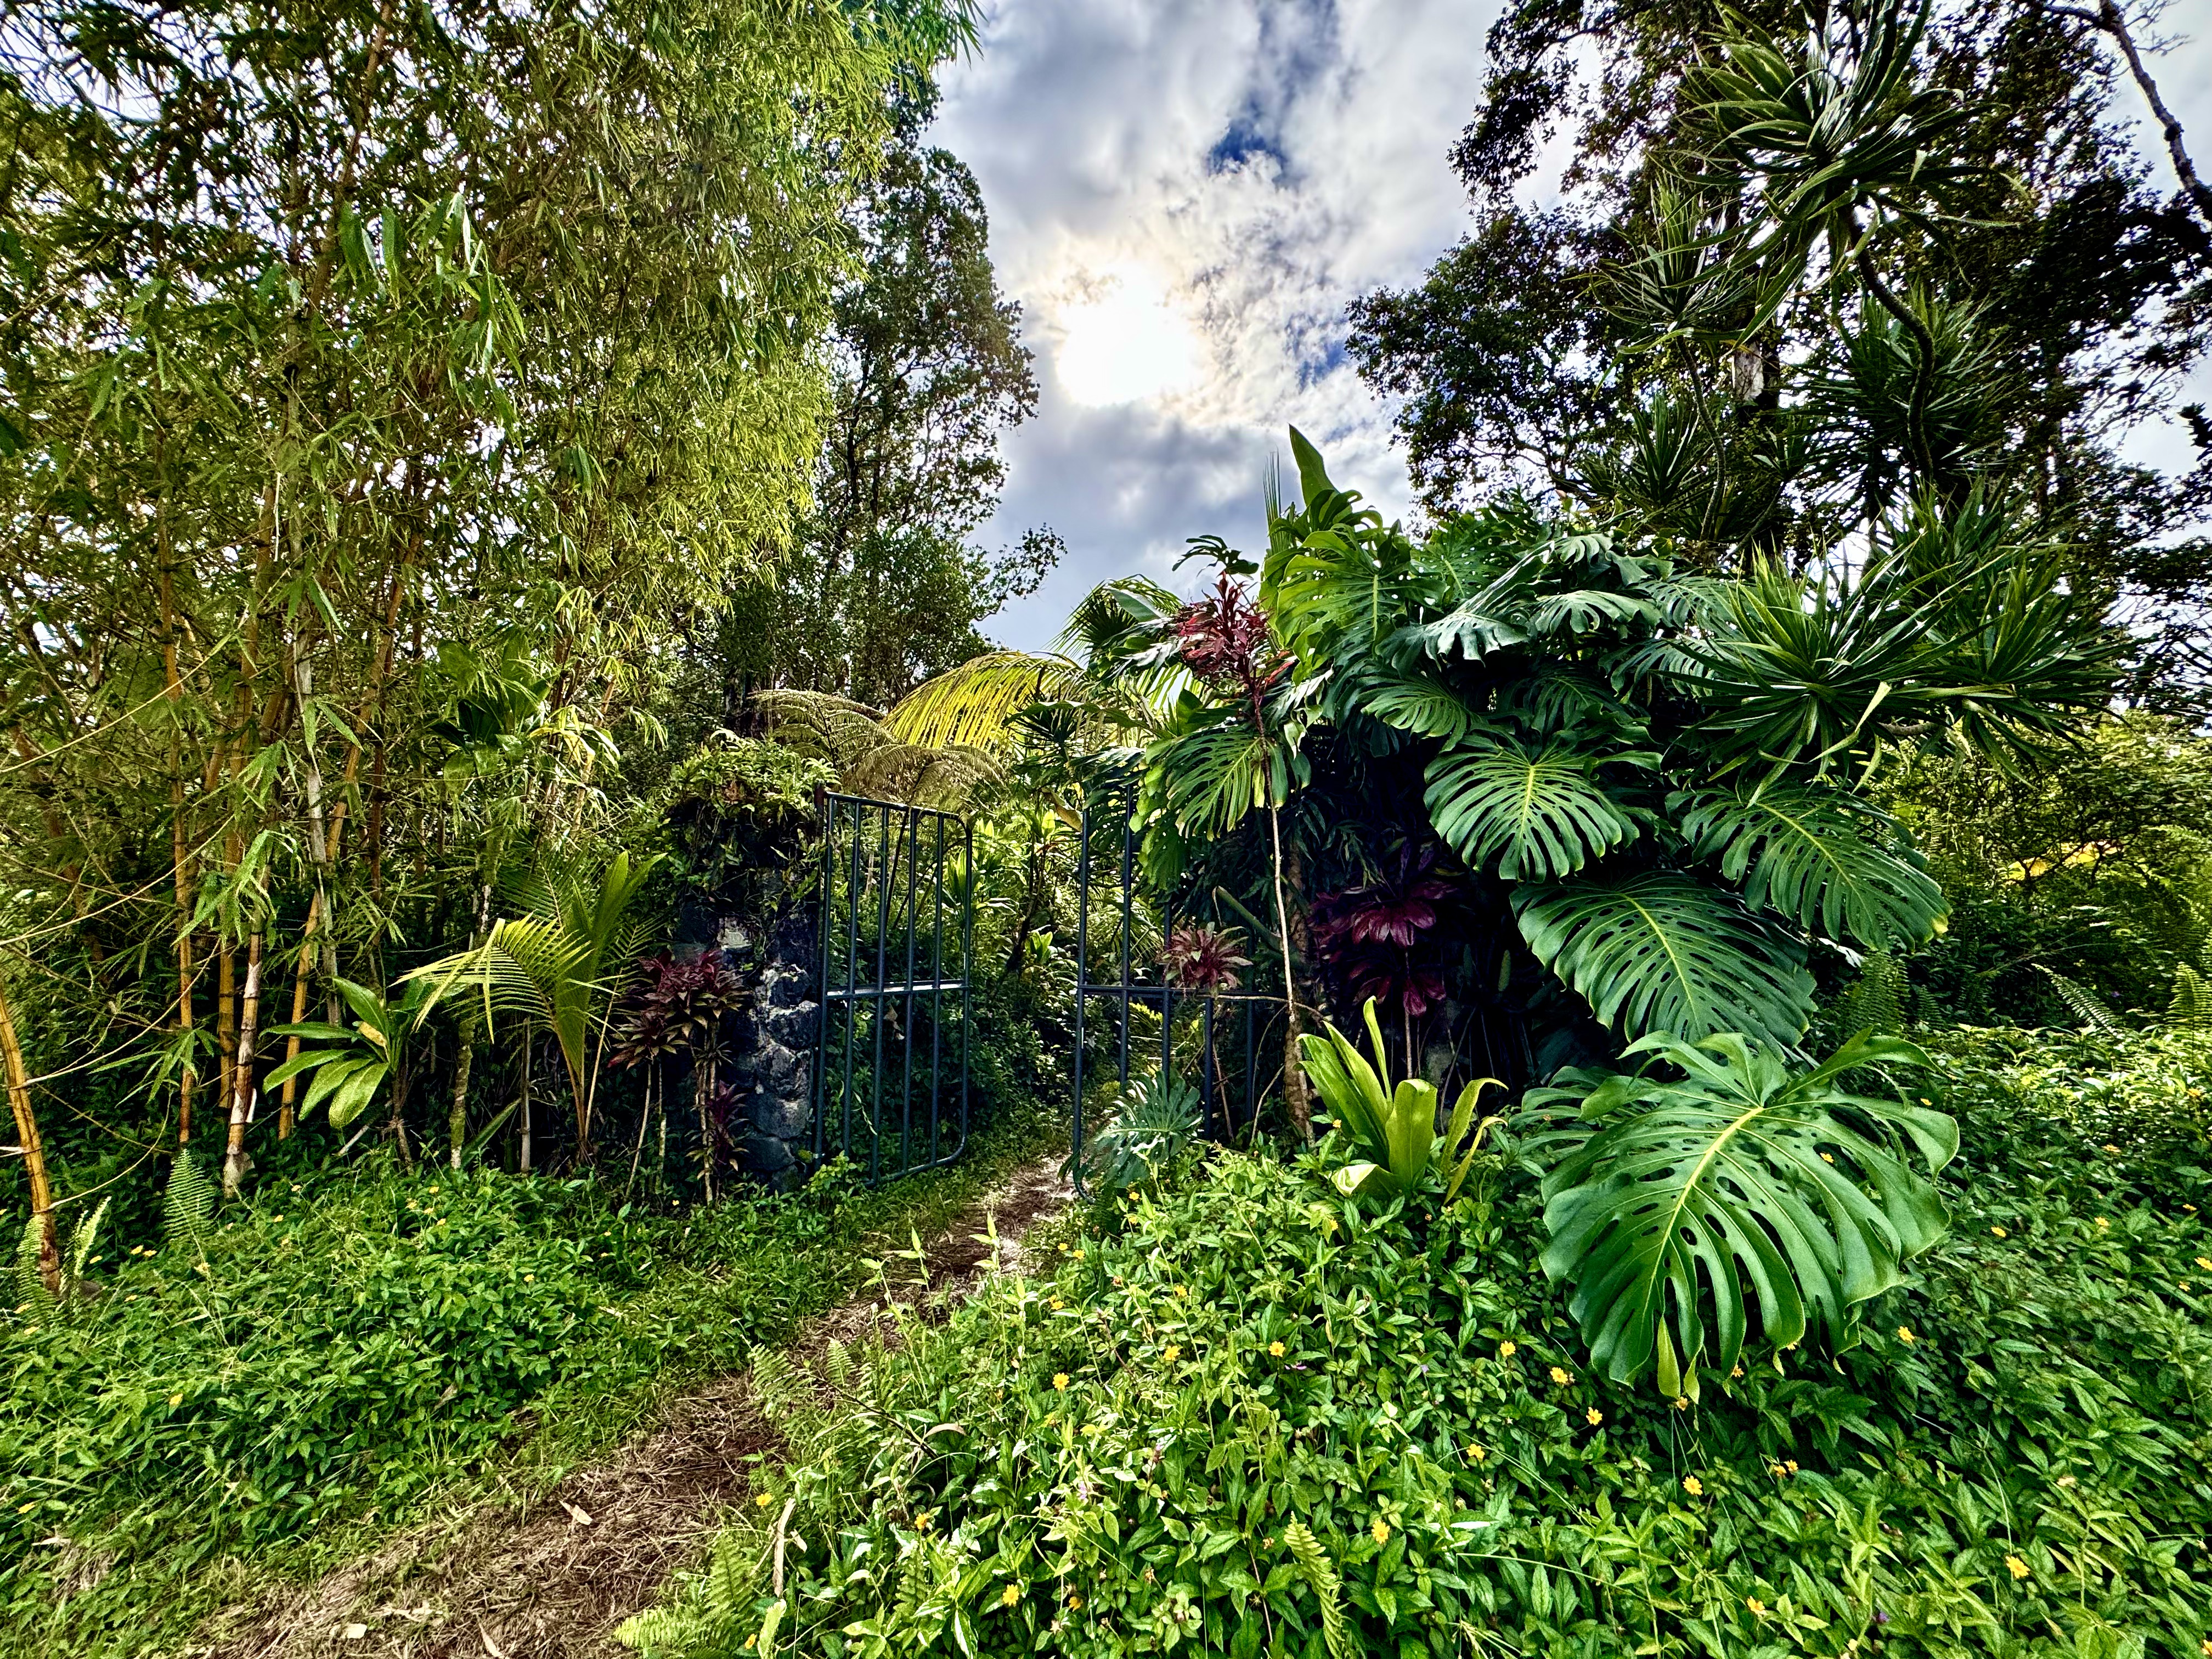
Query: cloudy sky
xmin=932 ymin=0 xmax=2212 ymax=652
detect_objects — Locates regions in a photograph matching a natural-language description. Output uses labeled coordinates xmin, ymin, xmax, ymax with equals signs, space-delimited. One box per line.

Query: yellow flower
xmin=755 ymin=1492 xmax=774 ymax=1509
xmin=1173 ymin=1284 xmax=1188 ymax=1297
xmin=1747 ymin=1598 xmax=1767 ymax=1615
xmin=1585 ymin=1407 xmax=1603 ymax=1426
xmin=168 ymin=1392 xmax=183 ymax=1408
xmin=1549 ymin=1366 xmax=1571 ymax=1385
xmin=2196 ymin=1257 xmax=2212 ymax=1271
xmin=916 ymin=1511 xmax=934 ymax=1531
xmin=1820 ymin=1152 xmax=1836 ymax=1164
xmin=1371 ymin=1518 xmax=1390 ymax=1544
xmin=1729 ymin=1363 xmax=1743 ymax=1379
xmin=1067 ymin=1594 xmax=1082 ymax=1609
xmin=1162 ymin=1344 xmax=1181 ymax=1363
xmin=2004 ymin=1554 xmax=2029 ymax=1581
xmin=1058 ymin=1243 xmax=1069 ymax=1254
xmin=1683 ymin=1475 xmax=1705 ymax=1496
xmin=2095 ymin=1217 xmax=2109 ymax=1229
xmin=1001 ymin=1584 xmax=1021 ymax=1607
xmin=1671 ymin=1395 xmax=1688 ymax=1411
xmin=1897 ymin=1325 xmax=1916 ymax=1344
xmin=2103 ymin=1143 xmax=2121 ymax=1153
xmin=1990 ymin=1226 xmax=2007 ymax=1239
xmin=1051 ymin=1298 xmax=1066 ymax=1311
xmin=1498 ymin=1340 xmax=1517 ymax=1359
xmin=1081 ymin=1423 xmax=1103 ymax=1438
xmin=1074 ymin=1248 xmax=1085 ymax=1259
xmin=1466 ymin=1442 xmax=1487 ymax=1462
xmin=1268 ymin=1340 xmax=1286 ymax=1357
xmin=1053 ymin=1372 xmax=1069 ymax=1392
xmin=1769 ymin=1462 xmax=1787 ymax=1478
xmin=1785 ymin=1460 xmax=1799 ymax=1474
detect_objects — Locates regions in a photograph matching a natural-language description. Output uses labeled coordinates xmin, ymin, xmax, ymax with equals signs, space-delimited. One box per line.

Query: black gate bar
xmin=814 ymin=790 xmax=973 ymax=1184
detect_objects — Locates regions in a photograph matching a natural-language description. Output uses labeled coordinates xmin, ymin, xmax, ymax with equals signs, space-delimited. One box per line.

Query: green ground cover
xmin=0 ymin=1108 xmax=1058 ymax=1659
xmin=629 ymin=1034 xmax=2212 ymax=1659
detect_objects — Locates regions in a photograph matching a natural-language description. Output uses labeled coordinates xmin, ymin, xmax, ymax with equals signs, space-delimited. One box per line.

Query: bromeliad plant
xmin=1300 ymin=997 xmax=1503 ymax=1201
xmin=1517 ymin=1029 xmax=1956 ymax=1396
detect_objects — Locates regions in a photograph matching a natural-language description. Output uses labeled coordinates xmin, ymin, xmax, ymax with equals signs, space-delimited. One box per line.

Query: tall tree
xmin=1346 ymin=0 xmax=2211 ymax=698
xmin=701 ymin=122 xmax=1057 ymax=720
xmin=0 ymin=0 xmax=974 ymax=1183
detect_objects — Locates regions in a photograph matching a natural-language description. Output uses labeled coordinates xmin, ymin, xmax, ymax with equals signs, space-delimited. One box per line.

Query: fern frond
xmin=14 ymin=1210 xmax=53 ymax=1312
xmin=1283 ymin=1522 xmax=1351 ymax=1659
xmin=64 ymin=1197 xmax=110 ymax=1299
xmin=1844 ymin=952 xmax=1905 ymax=1039
xmin=751 ymin=1347 xmax=809 ymax=1419
xmin=164 ymin=1149 xmax=215 ymax=1256
xmin=822 ymin=1339 xmax=853 ymax=1391
xmin=839 ymin=741 xmax=1001 ymax=810
xmin=2168 ymin=963 xmax=2212 ymax=1036
xmin=2040 ymin=967 xmax=2124 ymax=1040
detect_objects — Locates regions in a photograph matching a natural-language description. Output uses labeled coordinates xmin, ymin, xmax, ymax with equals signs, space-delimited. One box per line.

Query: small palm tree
xmin=409 ymin=849 xmax=658 ymax=1164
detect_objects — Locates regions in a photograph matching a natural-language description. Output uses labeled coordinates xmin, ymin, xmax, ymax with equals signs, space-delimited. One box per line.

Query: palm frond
xmin=882 ymin=652 xmax=1083 ymax=749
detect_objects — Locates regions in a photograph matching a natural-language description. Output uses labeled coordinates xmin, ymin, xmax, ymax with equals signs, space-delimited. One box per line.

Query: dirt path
xmin=193 ymin=1156 xmax=1071 ymax=1659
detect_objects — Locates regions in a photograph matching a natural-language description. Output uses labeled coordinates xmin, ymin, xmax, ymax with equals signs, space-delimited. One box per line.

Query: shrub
xmin=631 ymin=1099 xmax=2212 ymax=1658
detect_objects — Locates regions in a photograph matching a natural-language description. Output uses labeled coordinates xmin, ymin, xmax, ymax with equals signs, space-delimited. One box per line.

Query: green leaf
xmin=1514 ymin=873 xmax=1815 ymax=1044
xmin=1287 ymin=425 xmax=1336 ymax=509
xmin=1680 ymin=782 xmax=1946 ymax=947
xmin=1425 ymin=739 xmax=1638 ymax=880
xmin=1518 ymin=1030 xmax=1956 ymax=1386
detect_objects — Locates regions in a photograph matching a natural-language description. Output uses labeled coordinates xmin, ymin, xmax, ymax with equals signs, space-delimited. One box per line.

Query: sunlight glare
xmin=1053 ymin=265 xmax=1204 ymax=407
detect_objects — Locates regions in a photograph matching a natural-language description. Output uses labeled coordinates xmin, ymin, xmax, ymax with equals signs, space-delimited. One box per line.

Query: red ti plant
xmin=611 ymin=951 xmax=746 ymax=1199
xmin=1310 ymin=843 xmax=1465 ymax=1068
xmin=1163 ymin=922 xmax=1252 ymax=995
xmin=1170 ymin=575 xmax=1315 ymax=1136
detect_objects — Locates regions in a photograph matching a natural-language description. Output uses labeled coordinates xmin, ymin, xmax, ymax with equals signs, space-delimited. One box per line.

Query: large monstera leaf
xmin=1679 ymin=783 xmax=1946 ymax=949
xmin=1426 ymin=740 xmax=1638 ymax=880
xmin=1517 ymin=1031 xmax=1956 ymax=1392
xmin=1514 ymin=873 xmax=1815 ymax=1044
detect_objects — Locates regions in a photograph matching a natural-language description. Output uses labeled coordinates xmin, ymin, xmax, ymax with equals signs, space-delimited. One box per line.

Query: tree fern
xmin=164 ymin=1149 xmax=215 ymax=1258
xmin=1282 ymin=1522 xmax=1351 ymax=1659
xmin=881 ymin=651 xmax=1083 ymax=749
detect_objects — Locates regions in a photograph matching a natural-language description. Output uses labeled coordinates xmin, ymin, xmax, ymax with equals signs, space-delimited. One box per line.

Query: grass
xmin=0 ymin=1103 xmax=1065 ymax=1659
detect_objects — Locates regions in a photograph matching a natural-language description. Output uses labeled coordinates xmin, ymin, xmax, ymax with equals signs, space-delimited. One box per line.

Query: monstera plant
xmin=1517 ymin=1030 xmax=1957 ymax=1395
xmin=1251 ymin=435 xmax=2109 ymax=1061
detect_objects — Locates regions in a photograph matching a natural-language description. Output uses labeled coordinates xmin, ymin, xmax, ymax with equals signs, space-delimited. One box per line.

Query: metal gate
xmin=1068 ymin=806 xmax=1538 ymax=1193
xmin=1070 ymin=807 xmax=1286 ymax=1194
xmin=814 ymin=791 xmax=973 ymax=1184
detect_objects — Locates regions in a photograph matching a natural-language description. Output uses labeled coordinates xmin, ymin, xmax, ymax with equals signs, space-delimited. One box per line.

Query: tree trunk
xmin=0 ymin=977 xmax=59 ymax=1295
xmin=216 ymin=944 xmax=238 ymax=1123
xmin=221 ymin=931 xmax=265 ymax=1198
xmin=519 ymin=1039 xmax=534 ymax=1173
xmin=1268 ymin=803 xmax=1313 ymax=1141
xmin=448 ymin=1020 xmax=476 ymax=1171
xmin=2089 ymin=0 xmax=2212 ymax=228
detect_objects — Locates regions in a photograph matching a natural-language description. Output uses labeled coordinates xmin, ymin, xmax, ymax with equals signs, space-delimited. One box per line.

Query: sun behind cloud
xmin=1050 ymin=262 xmax=1205 ymax=407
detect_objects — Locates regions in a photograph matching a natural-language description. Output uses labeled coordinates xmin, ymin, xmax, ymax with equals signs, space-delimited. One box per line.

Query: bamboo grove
xmin=0 ymin=0 xmax=980 ymax=1265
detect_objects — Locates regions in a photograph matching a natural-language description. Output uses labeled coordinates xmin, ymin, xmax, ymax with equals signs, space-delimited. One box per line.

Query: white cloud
xmin=932 ymin=0 xmax=1503 ymax=647
xmin=938 ymin=0 xmax=2212 ymax=650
